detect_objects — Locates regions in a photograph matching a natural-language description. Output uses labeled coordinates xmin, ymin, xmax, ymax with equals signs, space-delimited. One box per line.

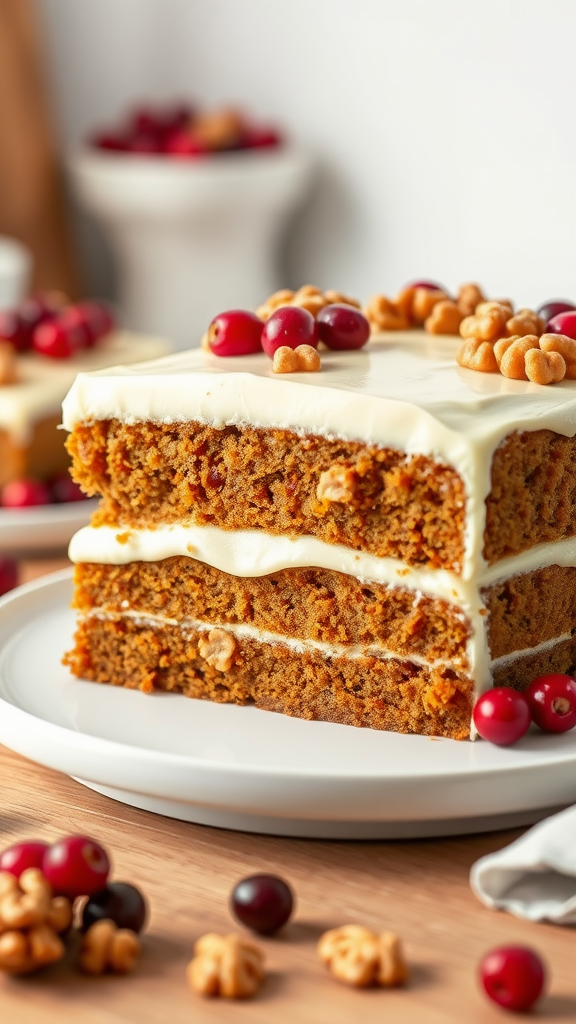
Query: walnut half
xmin=187 ymin=932 xmax=265 ymax=999
xmin=198 ymin=628 xmax=237 ymax=672
xmin=318 ymin=924 xmax=408 ymax=988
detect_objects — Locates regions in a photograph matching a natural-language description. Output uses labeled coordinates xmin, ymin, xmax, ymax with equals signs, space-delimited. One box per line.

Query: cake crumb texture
xmin=64 ymin=616 xmax=474 ymax=740
xmin=486 ymin=430 xmax=576 ymax=563
xmin=71 ymin=559 xmax=472 ymax=668
xmin=66 ymin=420 xmax=466 ymax=571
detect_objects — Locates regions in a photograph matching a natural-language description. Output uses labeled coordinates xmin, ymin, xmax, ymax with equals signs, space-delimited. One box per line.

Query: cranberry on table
xmin=0 ymin=840 xmax=49 ymax=877
xmin=537 ymin=300 xmax=576 ymax=325
xmin=261 ymin=306 xmax=317 ymax=358
xmin=82 ymin=882 xmax=148 ymax=934
xmin=473 ymin=687 xmax=531 ymax=746
xmin=1 ymin=478 xmax=51 ymax=508
xmin=316 ymin=304 xmax=370 ymax=351
xmin=42 ymin=834 xmax=111 ymax=899
xmin=546 ymin=310 xmax=576 ymax=340
xmin=479 ymin=946 xmax=546 ymax=1012
xmin=207 ymin=309 xmax=264 ymax=356
xmin=525 ymin=674 xmax=576 ymax=733
xmin=231 ymin=873 xmax=294 ymax=934
xmin=0 ymin=558 xmax=18 ymax=596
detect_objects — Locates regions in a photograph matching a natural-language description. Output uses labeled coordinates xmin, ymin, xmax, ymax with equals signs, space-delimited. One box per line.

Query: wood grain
xmin=1 ymin=558 xmax=575 ymax=1021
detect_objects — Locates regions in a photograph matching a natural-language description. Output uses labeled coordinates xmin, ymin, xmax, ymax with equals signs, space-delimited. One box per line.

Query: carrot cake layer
xmin=61 ymin=328 xmax=576 ymax=738
xmin=64 ymin=614 xmax=474 ymax=740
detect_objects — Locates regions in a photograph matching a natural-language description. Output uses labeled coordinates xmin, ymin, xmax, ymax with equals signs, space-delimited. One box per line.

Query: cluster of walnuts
xmin=0 ymin=869 xmax=140 ymax=977
xmin=256 ymin=284 xmax=361 ymax=322
xmin=364 ymin=281 xmax=485 ymax=335
xmin=186 ymin=925 xmax=408 ymax=1000
xmin=456 ymin=299 xmax=575 ymax=385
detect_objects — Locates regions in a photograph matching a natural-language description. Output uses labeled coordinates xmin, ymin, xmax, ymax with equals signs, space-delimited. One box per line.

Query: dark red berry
xmin=207 ymin=309 xmax=264 ymax=356
xmin=231 ymin=874 xmax=294 ymax=934
xmin=407 ymin=279 xmax=447 ymax=292
xmin=242 ymin=127 xmax=282 ymax=149
xmin=49 ymin=473 xmax=86 ymax=504
xmin=1 ymin=478 xmax=51 ymax=508
xmin=32 ymin=315 xmax=86 ymax=359
xmin=261 ymin=306 xmax=317 ymax=358
xmin=82 ymin=882 xmax=148 ymax=934
xmin=0 ymin=841 xmax=49 ymax=877
xmin=473 ymin=687 xmax=531 ymax=746
xmin=546 ymin=310 xmax=576 ymax=340
xmin=94 ymin=132 xmax=129 ymax=152
xmin=316 ymin=304 xmax=370 ymax=350
xmin=42 ymin=835 xmax=111 ymax=899
xmin=537 ymin=300 xmax=576 ymax=325
xmin=0 ymin=309 xmax=28 ymax=352
xmin=76 ymin=301 xmax=115 ymax=343
xmin=480 ymin=946 xmax=546 ymax=1012
xmin=525 ymin=673 xmax=576 ymax=733
xmin=0 ymin=558 xmax=18 ymax=596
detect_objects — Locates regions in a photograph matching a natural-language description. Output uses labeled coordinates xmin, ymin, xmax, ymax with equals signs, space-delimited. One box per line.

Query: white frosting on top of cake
xmin=1 ymin=331 xmax=171 ymax=443
xmin=61 ymin=329 xmax=576 ymax=581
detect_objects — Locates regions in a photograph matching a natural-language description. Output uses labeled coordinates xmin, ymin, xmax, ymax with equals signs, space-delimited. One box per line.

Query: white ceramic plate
xmin=0 ymin=500 xmax=97 ymax=554
xmin=1 ymin=570 xmax=575 ymax=839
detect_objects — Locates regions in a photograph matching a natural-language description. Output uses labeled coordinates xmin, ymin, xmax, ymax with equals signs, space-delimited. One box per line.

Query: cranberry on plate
xmin=231 ymin=873 xmax=294 ymax=934
xmin=206 ymin=310 xmax=263 ymax=357
xmin=546 ymin=310 xmax=576 ymax=340
xmin=525 ymin=674 xmax=576 ymax=733
xmin=316 ymin=304 xmax=370 ymax=351
xmin=537 ymin=300 xmax=576 ymax=326
xmin=261 ymin=306 xmax=317 ymax=358
xmin=472 ymin=687 xmax=531 ymax=746
xmin=479 ymin=945 xmax=546 ymax=1012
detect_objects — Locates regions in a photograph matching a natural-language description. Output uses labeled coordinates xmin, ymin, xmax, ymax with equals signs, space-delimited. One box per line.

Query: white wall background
xmin=40 ymin=0 xmax=576 ymax=309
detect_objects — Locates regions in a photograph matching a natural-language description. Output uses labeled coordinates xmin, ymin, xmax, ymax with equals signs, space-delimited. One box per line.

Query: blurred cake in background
xmin=0 ymin=291 xmax=170 ymax=503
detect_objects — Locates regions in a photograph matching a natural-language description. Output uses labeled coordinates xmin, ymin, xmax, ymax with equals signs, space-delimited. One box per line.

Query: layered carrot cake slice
xmin=61 ymin=295 xmax=576 ymax=739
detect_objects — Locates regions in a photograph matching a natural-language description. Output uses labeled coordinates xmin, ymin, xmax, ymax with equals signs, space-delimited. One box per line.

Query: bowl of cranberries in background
xmin=69 ymin=101 xmax=312 ymax=349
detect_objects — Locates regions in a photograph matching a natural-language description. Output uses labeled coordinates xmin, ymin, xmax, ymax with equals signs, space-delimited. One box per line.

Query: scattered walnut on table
xmin=187 ymin=932 xmax=265 ymax=999
xmin=318 ymin=924 xmax=408 ymax=988
xmin=0 ymin=869 xmax=72 ymax=975
xmin=79 ymin=918 xmax=141 ymax=975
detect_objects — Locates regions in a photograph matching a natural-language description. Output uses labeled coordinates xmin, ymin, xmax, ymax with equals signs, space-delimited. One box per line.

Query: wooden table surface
xmin=1 ymin=556 xmax=575 ymax=1022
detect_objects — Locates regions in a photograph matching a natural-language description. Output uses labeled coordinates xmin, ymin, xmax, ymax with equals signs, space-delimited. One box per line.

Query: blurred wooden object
xmin=0 ymin=0 xmax=79 ymax=296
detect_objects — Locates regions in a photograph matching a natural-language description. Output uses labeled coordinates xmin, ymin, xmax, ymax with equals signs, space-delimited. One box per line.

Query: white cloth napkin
xmin=470 ymin=806 xmax=576 ymax=925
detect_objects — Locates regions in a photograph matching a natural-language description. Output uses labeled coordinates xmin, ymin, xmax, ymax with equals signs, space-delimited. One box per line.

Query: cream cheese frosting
xmin=2 ymin=331 xmax=171 ymax=444
xmin=61 ymin=330 xmax=576 ymax=581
